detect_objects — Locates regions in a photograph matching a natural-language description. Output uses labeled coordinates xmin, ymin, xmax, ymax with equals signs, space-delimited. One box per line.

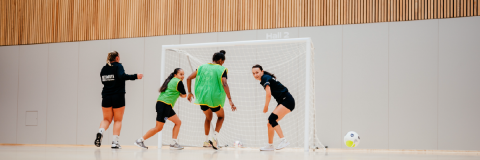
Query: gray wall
xmin=0 ymin=16 xmax=479 ymax=150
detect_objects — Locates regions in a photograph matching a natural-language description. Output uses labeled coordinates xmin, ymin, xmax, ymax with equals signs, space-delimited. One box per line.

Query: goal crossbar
xmin=162 ymin=38 xmax=312 ymax=49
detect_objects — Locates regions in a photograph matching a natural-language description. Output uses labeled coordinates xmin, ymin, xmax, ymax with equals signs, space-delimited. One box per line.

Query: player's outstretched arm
xmin=222 ymin=77 xmax=236 ymax=111
xmin=186 ymin=71 xmax=197 ymax=102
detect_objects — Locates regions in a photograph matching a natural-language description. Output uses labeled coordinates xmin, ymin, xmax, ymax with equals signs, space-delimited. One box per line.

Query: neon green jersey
xmin=157 ymin=77 xmax=182 ymax=107
xmin=194 ymin=63 xmax=227 ymax=108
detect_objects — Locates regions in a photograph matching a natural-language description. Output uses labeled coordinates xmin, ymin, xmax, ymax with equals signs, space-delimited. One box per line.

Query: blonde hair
xmin=106 ymin=51 xmax=119 ymax=66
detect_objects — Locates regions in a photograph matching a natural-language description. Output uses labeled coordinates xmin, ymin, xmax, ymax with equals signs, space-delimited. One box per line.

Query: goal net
xmin=159 ymin=38 xmax=324 ymax=151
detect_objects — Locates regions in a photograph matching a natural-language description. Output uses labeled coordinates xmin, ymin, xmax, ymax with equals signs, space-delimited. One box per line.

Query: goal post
xmin=304 ymin=38 xmax=311 ymax=152
xmin=159 ymin=38 xmax=324 ymax=151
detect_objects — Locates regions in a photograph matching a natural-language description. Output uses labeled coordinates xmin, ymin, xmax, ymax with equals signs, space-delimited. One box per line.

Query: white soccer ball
xmin=234 ymin=141 xmax=243 ymax=148
xmin=344 ymin=131 xmax=360 ymax=147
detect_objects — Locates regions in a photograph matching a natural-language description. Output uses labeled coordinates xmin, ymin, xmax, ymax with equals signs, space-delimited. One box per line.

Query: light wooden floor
xmin=1 ymin=145 xmax=479 ymax=160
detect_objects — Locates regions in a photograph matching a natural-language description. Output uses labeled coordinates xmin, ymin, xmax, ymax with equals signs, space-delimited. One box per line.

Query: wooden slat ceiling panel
xmin=1 ymin=0 xmax=479 ymax=45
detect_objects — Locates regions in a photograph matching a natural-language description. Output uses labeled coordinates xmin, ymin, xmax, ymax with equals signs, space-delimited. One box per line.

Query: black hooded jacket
xmin=100 ymin=62 xmax=137 ymax=97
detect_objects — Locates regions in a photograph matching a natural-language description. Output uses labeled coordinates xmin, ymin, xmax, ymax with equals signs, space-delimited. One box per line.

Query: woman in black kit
xmin=252 ymin=64 xmax=294 ymax=151
xmin=95 ymin=51 xmax=143 ymax=149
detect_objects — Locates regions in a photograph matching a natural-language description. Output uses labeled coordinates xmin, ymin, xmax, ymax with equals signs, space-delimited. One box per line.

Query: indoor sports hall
xmin=1 ymin=1 xmax=480 ymax=160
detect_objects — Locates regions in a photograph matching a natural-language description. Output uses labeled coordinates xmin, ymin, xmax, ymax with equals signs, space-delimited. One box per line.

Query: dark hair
xmin=106 ymin=51 xmax=119 ymax=66
xmin=252 ymin=64 xmax=276 ymax=79
xmin=212 ymin=50 xmax=226 ymax=62
xmin=159 ymin=68 xmax=182 ymax=92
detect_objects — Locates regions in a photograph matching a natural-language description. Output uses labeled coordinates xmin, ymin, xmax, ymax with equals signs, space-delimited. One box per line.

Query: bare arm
xmin=186 ymin=71 xmax=197 ymax=102
xmin=179 ymin=94 xmax=187 ymax=98
xmin=263 ymin=85 xmax=272 ymax=113
xmin=222 ymin=77 xmax=232 ymax=100
xmin=222 ymin=77 xmax=236 ymax=111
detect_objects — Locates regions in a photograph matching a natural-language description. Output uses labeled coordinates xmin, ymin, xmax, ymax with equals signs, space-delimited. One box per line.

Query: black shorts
xmin=156 ymin=101 xmax=176 ymax=123
xmin=102 ymin=94 xmax=125 ymax=108
xmin=200 ymin=105 xmax=221 ymax=112
xmin=277 ymin=92 xmax=295 ymax=112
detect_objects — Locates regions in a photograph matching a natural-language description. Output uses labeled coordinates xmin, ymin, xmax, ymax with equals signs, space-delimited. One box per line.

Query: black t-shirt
xmin=260 ymin=74 xmax=288 ymax=101
xmin=222 ymin=70 xmax=227 ymax=79
xmin=196 ymin=69 xmax=227 ymax=79
xmin=177 ymin=81 xmax=186 ymax=95
xmin=100 ymin=62 xmax=137 ymax=97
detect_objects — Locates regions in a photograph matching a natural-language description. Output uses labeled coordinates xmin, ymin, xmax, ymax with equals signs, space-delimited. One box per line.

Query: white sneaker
xmin=134 ymin=140 xmax=148 ymax=149
xmin=260 ymin=144 xmax=275 ymax=151
xmin=209 ymin=138 xmax=218 ymax=150
xmin=275 ymin=139 xmax=290 ymax=150
xmin=111 ymin=141 xmax=122 ymax=149
xmin=170 ymin=142 xmax=184 ymax=150
xmin=203 ymin=141 xmax=212 ymax=147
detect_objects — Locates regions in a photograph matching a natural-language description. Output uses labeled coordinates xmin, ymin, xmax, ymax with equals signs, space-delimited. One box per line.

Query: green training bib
xmin=194 ymin=63 xmax=227 ymax=108
xmin=157 ymin=77 xmax=182 ymax=107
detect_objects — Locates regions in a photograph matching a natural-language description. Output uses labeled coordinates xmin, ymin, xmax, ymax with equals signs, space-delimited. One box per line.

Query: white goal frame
xmin=159 ymin=38 xmax=313 ymax=152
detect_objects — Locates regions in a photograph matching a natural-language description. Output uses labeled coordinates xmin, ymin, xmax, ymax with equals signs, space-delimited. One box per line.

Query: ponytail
xmin=159 ymin=68 xmax=182 ymax=92
xmin=106 ymin=51 xmax=119 ymax=66
xmin=263 ymin=71 xmax=276 ymax=79
xmin=252 ymin=64 xmax=276 ymax=79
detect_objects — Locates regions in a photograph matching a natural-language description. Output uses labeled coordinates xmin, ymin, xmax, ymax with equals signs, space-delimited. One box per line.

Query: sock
xmin=137 ymin=138 xmax=144 ymax=142
xmin=214 ymin=131 xmax=219 ymax=139
xmin=98 ymin=128 xmax=105 ymax=134
xmin=113 ymin=135 xmax=119 ymax=143
xmin=269 ymin=143 xmax=274 ymax=146
xmin=205 ymin=135 xmax=209 ymax=142
xmin=280 ymin=137 xmax=286 ymax=141
xmin=172 ymin=139 xmax=178 ymax=144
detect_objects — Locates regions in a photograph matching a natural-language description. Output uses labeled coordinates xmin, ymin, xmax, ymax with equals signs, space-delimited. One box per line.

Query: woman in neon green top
xmin=186 ymin=50 xmax=237 ymax=150
xmin=134 ymin=68 xmax=186 ymax=150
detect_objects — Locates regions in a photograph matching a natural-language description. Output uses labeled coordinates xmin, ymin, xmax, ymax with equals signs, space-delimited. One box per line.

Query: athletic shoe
xmin=275 ymin=139 xmax=290 ymax=150
xmin=209 ymin=138 xmax=218 ymax=150
xmin=260 ymin=144 xmax=275 ymax=151
xmin=134 ymin=140 xmax=148 ymax=149
xmin=170 ymin=143 xmax=184 ymax=150
xmin=203 ymin=141 xmax=212 ymax=147
xmin=94 ymin=133 xmax=103 ymax=147
xmin=111 ymin=141 xmax=122 ymax=149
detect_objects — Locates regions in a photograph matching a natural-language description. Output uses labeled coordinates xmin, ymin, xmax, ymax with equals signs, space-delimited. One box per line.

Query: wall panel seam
xmin=436 ymin=18 xmax=439 ymax=150
xmin=46 ymin=44 xmax=49 ymax=144
xmin=16 ymin=46 xmax=20 ymax=144
xmin=340 ymin=25 xmax=343 ymax=148
xmin=387 ymin=21 xmax=390 ymax=149
xmin=76 ymin=42 xmax=79 ymax=145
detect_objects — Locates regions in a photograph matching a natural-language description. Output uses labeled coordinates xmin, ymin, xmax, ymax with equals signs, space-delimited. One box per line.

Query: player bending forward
xmin=252 ymin=64 xmax=294 ymax=151
xmin=134 ymin=68 xmax=186 ymax=149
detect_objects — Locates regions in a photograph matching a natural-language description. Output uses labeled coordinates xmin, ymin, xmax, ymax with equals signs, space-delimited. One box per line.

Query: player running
xmin=186 ymin=50 xmax=237 ymax=150
xmin=134 ymin=68 xmax=186 ymax=150
xmin=96 ymin=51 xmax=143 ymax=149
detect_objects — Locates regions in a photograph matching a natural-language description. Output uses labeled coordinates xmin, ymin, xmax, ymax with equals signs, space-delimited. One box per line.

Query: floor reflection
xmin=0 ymin=145 xmax=478 ymax=160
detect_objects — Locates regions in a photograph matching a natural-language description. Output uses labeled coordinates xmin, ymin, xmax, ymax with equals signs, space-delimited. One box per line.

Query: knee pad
xmin=268 ymin=113 xmax=279 ymax=128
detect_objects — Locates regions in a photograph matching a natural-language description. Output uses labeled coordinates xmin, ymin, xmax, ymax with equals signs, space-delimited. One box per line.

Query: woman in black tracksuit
xmin=95 ymin=51 xmax=143 ymax=149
